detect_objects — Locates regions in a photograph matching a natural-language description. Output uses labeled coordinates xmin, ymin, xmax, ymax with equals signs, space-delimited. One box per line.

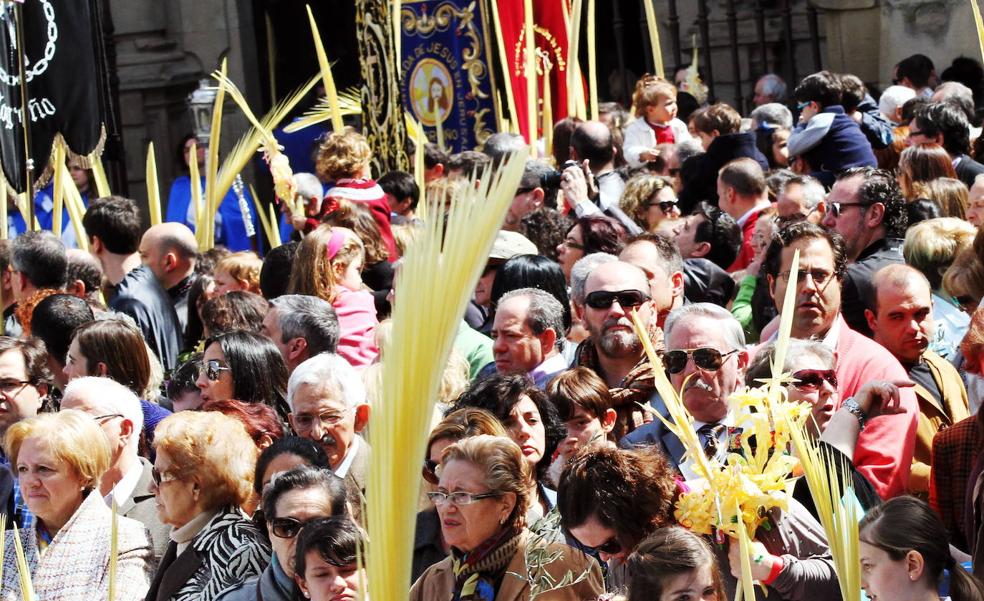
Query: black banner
xmin=0 ymin=0 xmax=104 ymax=193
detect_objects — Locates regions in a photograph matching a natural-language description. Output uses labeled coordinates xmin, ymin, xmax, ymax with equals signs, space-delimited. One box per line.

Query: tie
xmin=698 ymin=423 xmax=727 ymax=460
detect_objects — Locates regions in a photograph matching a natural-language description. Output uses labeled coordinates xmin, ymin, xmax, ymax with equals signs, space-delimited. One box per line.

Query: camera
xmin=540 ymin=160 xmax=579 ymax=190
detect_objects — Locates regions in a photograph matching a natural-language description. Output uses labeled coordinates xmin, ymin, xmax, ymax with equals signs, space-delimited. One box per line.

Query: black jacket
xmin=109 ymin=265 xmax=182 ymax=371
xmin=677 ymin=132 xmax=770 ymax=214
xmin=955 ymin=154 xmax=984 ymax=189
xmin=841 ymin=237 xmax=905 ymax=337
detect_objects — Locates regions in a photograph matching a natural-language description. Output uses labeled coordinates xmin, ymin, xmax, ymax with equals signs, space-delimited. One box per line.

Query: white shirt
xmin=334 ymin=435 xmax=362 ymax=478
xmin=735 ymin=201 xmax=771 ymax=227
xmin=171 ymin=508 xmax=220 ymax=556
xmin=104 ymin=460 xmax=143 ymax=508
xmin=681 ymin=412 xmax=736 ymax=482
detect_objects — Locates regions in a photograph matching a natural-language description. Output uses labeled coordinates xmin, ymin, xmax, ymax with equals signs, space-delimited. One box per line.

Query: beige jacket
xmin=410 ymin=530 xmax=604 ymax=601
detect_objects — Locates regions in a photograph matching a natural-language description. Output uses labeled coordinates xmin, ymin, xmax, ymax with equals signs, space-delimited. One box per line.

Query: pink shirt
xmin=333 ymin=286 xmax=379 ymax=367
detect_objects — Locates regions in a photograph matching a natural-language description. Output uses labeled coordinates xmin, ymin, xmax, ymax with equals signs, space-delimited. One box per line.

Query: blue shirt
xmin=165 ymin=175 xmax=260 ymax=252
xmin=0 ymin=454 xmax=33 ymax=530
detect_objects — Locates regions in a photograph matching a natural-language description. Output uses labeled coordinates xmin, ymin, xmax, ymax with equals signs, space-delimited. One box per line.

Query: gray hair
xmin=287 ymin=353 xmax=366 ymax=411
xmin=756 ymin=73 xmax=788 ymax=103
xmin=750 ymin=103 xmax=793 ymax=129
xmin=62 ymin=376 xmax=144 ymax=452
xmin=675 ymin=139 xmax=704 ymax=165
xmin=270 ymin=294 xmax=340 ymax=356
xmin=11 ymin=230 xmax=67 ymax=289
xmin=781 ymin=175 xmax=826 ymax=212
xmin=746 ymin=338 xmax=834 ymax=385
xmin=292 ymin=172 xmax=324 ymax=200
xmin=878 ymin=85 xmax=917 ymax=123
xmin=499 ymin=287 xmax=565 ymax=349
xmin=664 ymin=303 xmax=745 ymax=351
xmin=570 ymin=252 xmax=618 ymax=305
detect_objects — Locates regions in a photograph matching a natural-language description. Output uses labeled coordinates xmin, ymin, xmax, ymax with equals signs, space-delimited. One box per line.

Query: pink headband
xmin=326 ymin=229 xmax=347 ymax=261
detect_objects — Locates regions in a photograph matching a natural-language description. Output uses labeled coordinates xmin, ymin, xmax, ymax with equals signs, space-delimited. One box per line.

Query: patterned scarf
xmin=450 ymin=527 xmax=523 ymax=601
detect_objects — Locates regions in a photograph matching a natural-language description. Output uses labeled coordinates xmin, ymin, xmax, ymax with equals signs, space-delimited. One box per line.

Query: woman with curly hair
xmin=619 ymin=174 xmax=680 ymax=236
xmin=557 ymin=445 xmax=839 ymax=598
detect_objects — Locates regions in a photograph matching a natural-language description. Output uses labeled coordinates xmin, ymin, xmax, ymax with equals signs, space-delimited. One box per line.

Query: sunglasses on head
xmin=791 ymin=369 xmax=838 ymax=390
xmin=661 ymin=348 xmax=738 ymax=374
xmin=584 ymin=289 xmax=651 ymax=310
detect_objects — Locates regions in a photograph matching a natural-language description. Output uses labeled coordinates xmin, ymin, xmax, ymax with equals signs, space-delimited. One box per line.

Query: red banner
xmin=493 ymin=0 xmax=580 ymax=142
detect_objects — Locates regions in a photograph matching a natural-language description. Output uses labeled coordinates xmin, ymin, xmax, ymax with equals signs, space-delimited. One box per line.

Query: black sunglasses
xmin=584 ymin=289 xmax=651 ymax=310
xmin=792 ymin=369 xmax=838 ymax=390
xmin=271 ymin=517 xmax=309 ymax=539
xmin=662 ymin=348 xmax=738 ymax=374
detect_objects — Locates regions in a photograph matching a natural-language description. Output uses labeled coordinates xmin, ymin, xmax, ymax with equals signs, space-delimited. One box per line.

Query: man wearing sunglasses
xmin=490 ymin=288 xmax=567 ymax=388
xmin=716 ymin=158 xmax=772 ymax=272
xmin=821 ymin=167 xmax=907 ymax=337
xmin=865 ymin=265 xmax=969 ymax=497
xmin=764 ymin=222 xmax=917 ymax=499
xmin=621 ymin=304 xmax=748 ymax=479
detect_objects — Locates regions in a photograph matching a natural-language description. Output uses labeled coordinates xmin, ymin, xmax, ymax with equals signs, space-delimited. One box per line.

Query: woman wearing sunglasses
xmin=619 ymin=174 xmax=681 ymax=237
xmin=415 ymin=408 xmax=507 ymax=583
xmin=146 ymin=410 xmax=271 ymax=601
xmin=215 ymin=467 xmax=347 ymax=601
xmin=196 ymin=330 xmax=290 ymax=423
xmin=411 ymin=435 xmax=603 ymax=601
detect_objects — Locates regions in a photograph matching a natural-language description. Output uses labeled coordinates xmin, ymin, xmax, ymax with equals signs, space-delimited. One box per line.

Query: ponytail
xmin=948 ymin=562 xmax=984 ymax=601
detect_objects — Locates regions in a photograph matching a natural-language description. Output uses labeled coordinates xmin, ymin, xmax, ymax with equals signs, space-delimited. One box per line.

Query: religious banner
xmin=493 ymin=0 xmax=575 ymax=143
xmin=399 ymin=0 xmax=498 ymax=153
xmin=0 ymin=0 xmax=104 ymax=193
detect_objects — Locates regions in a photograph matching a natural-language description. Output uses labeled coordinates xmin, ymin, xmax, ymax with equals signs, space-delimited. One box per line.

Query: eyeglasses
xmin=0 ymin=379 xmax=31 ymax=396
xmin=270 ymin=517 xmax=315 ymax=539
xmin=791 ymin=369 xmax=838 ymax=390
xmin=829 ymin=201 xmax=866 ymax=218
xmin=426 ymin=490 xmax=500 ymax=506
xmin=661 ymin=348 xmax=739 ymax=374
xmin=93 ymin=413 xmax=124 ymax=423
xmin=198 ymin=359 xmax=231 ymax=381
xmin=562 ymin=238 xmax=585 ymax=251
xmin=422 ymin=459 xmax=440 ymax=485
xmin=151 ymin=467 xmax=180 ymax=486
xmin=584 ymin=289 xmax=651 ymax=310
xmin=292 ymin=408 xmax=353 ymax=431
xmin=778 ymin=269 xmax=835 ymax=287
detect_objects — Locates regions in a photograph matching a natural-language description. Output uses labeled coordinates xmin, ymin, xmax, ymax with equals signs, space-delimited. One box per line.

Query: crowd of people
xmin=3 ymin=51 xmax=984 ymax=601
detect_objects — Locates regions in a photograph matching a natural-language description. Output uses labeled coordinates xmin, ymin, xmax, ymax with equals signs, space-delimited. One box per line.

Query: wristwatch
xmin=842 ymin=397 xmax=867 ymax=431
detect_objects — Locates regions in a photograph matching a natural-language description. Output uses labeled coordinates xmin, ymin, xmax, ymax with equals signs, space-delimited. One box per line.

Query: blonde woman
xmin=0 ymin=410 xmax=153 ymax=601
xmin=619 ymin=174 xmax=680 ymax=236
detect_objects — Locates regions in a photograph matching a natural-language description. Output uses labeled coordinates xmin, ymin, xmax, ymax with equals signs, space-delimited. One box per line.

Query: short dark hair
xmin=574 ymin=215 xmax=629 ymax=257
xmin=423 ymin=142 xmax=449 ymax=170
xmin=900 ymin=97 xmax=930 ymax=125
xmin=692 ymin=202 xmax=742 ymax=270
xmin=546 ymin=366 xmax=612 ymax=422
xmin=692 ymin=103 xmax=741 ymax=135
xmin=489 ymin=255 xmax=572 ymax=331
xmin=450 ymin=373 xmax=565 ymax=483
xmin=624 ymin=232 xmax=684 ymax=277
xmin=166 ymin=353 xmax=201 ymax=401
xmin=0 ymin=337 xmax=53 ymax=390
xmin=837 ymin=167 xmax=908 ymax=238
xmin=201 ymin=291 xmax=268 ymax=336
xmin=483 ymin=132 xmax=527 ymax=167
xmin=377 ymin=170 xmax=420 ymax=211
xmin=82 ymin=196 xmax=142 ymax=254
xmin=294 ymin=517 xmax=366 ymax=576
xmin=254 ymin=435 xmax=331 ymax=495
xmin=913 ymin=102 xmax=972 ymax=156
xmin=260 ymin=466 xmax=346 ymax=520
xmin=73 ymin=318 xmax=150 ymax=396
xmin=30 ymin=295 xmax=94 ymax=369
xmin=794 ymin=70 xmax=843 ymax=108
xmin=571 ymin=123 xmax=616 ymax=171
xmin=718 ymin=158 xmax=766 ymax=197
xmin=269 ymin=294 xmax=340 ymax=356
xmin=763 ymin=221 xmax=848 ymax=280
xmin=10 ymin=231 xmax=67 ymax=289
xmin=259 ymin=241 xmax=298 ymax=300
xmin=65 ymin=252 xmax=103 ymax=296
xmin=838 ymin=74 xmax=866 ymax=113
xmin=896 ymin=53 xmax=935 ymax=89
xmin=446 ymin=150 xmax=491 ymax=176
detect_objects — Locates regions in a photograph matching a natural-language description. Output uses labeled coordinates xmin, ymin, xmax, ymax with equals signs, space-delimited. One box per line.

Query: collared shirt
xmin=171 ymin=508 xmax=220 ymax=556
xmin=0 ymin=454 xmax=32 ymax=530
xmin=105 ymin=460 xmax=143 ymax=508
xmin=681 ymin=413 xmax=736 ymax=482
xmin=735 ymin=201 xmax=771 ymax=227
xmin=529 ymin=353 xmax=568 ymax=389
xmin=334 ymin=435 xmax=361 ymax=479
xmin=764 ymin=311 xmax=841 ymax=349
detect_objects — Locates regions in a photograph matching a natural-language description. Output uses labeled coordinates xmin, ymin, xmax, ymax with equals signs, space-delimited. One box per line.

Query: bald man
xmin=865 ymin=264 xmax=969 ymax=496
xmin=138 ymin=223 xmax=198 ymax=332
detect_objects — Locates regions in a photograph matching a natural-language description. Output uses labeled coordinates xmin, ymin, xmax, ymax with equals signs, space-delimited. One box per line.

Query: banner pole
xmin=14 ymin=2 xmax=33 ymax=225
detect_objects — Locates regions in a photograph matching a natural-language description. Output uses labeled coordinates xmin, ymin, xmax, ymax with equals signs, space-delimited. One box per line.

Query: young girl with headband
xmin=287 ymin=224 xmax=379 ymax=367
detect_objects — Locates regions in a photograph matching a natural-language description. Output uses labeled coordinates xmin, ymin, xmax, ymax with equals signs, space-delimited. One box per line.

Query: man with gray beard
xmin=573 ymin=261 xmax=659 ymax=439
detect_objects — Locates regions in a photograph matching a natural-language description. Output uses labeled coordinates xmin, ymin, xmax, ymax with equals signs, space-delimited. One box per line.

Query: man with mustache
xmin=763 ymin=221 xmax=917 ymax=499
xmin=621 ymin=303 xmax=749 ymax=479
xmin=286 ymin=353 xmax=370 ymax=521
xmin=865 ymin=264 xmax=968 ymax=497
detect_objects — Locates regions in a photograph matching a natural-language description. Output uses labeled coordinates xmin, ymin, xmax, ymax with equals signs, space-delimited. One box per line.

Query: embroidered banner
xmin=399 ymin=0 xmax=497 ymax=153
xmin=0 ymin=0 xmax=104 ymax=192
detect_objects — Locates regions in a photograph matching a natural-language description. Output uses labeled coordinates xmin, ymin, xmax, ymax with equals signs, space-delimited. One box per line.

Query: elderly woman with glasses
xmin=146 ymin=411 xmax=271 ymax=601
xmin=410 ymin=435 xmax=603 ymax=601
xmin=196 ymin=330 xmax=290 ymax=422
xmin=619 ymin=174 xmax=680 ymax=236
xmin=0 ymin=410 xmax=153 ymax=601
xmin=214 ymin=467 xmax=347 ymax=601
